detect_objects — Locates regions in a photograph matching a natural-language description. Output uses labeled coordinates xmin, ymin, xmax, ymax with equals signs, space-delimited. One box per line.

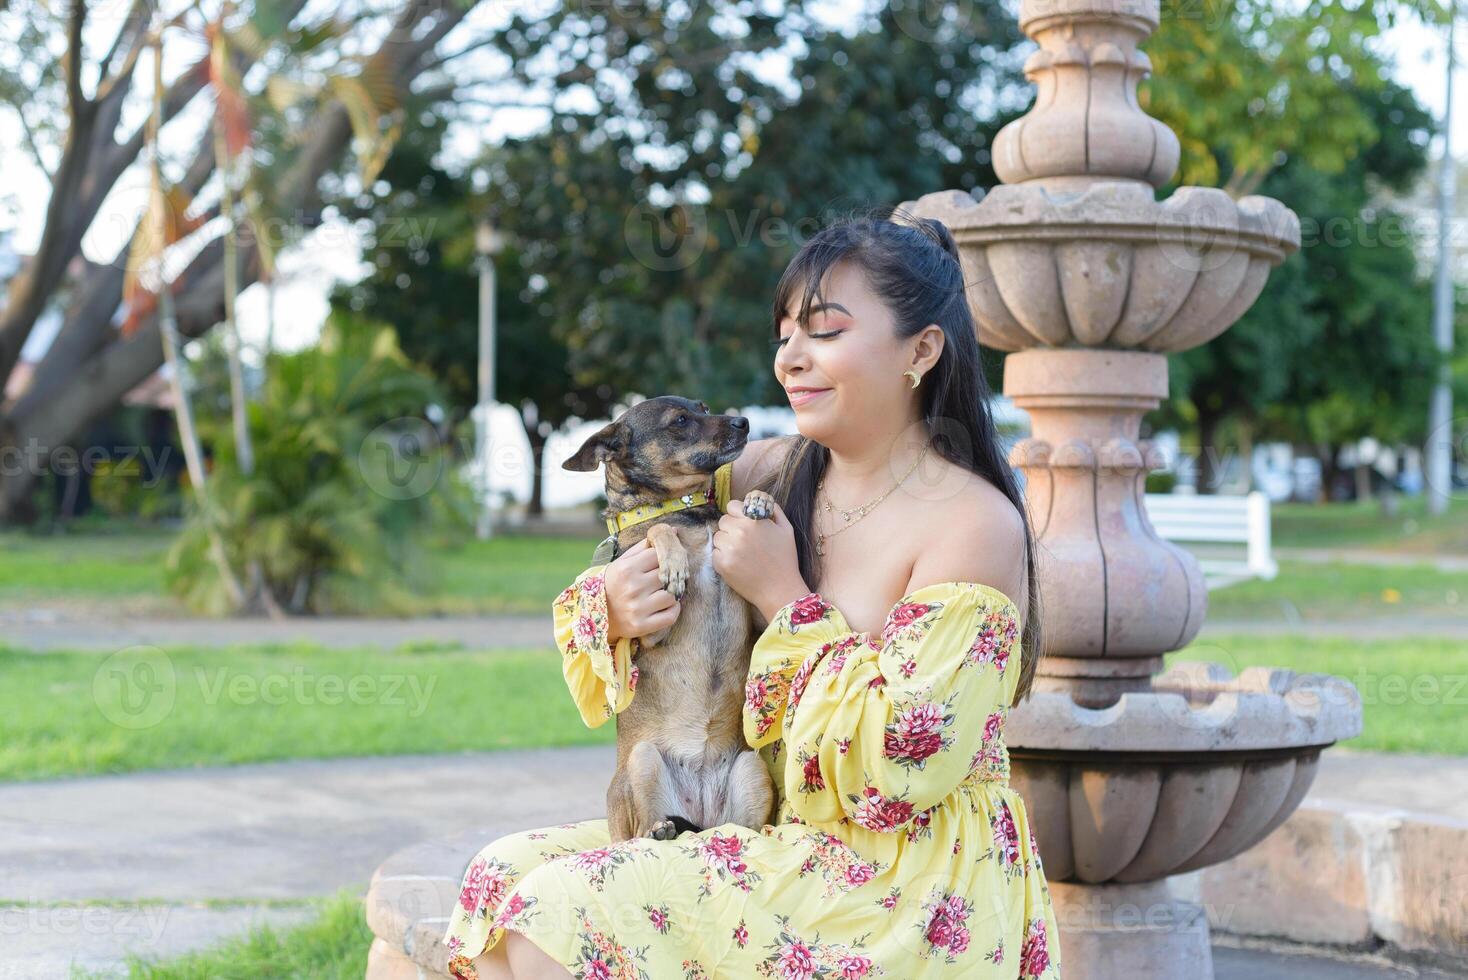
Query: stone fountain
xmin=905 ymin=0 xmax=1363 ymax=975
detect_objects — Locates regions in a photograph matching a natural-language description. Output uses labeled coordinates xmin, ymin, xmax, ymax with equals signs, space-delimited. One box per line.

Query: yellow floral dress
xmin=443 ymin=528 xmax=1062 ymax=980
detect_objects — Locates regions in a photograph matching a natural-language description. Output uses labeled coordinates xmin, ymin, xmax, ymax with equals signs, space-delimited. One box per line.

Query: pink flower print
xmin=628 ymin=663 xmax=640 ymax=692
xmin=851 ymin=787 xmax=914 ymax=832
xmin=583 ymin=959 xmax=612 ymax=980
xmin=569 ymin=848 xmax=613 ymax=873
xmin=837 ymin=737 xmax=851 ymax=755
xmin=1020 ymin=917 xmax=1051 ymax=977
xmin=881 ymin=600 xmax=934 ymax=644
xmin=789 ymin=655 xmax=819 ymax=710
xmin=573 ymin=614 xmax=599 ymax=649
xmin=844 ymin=861 xmax=876 ymax=888
xmin=983 ymin=711 xmax=1003 ymax=743
xmin=867 ymin=675 xmax=886 ymax=689
xmin=458 ymin=857 xmax=510 ymax=916
xmin=580 ymin=573 xmax=604 ymax=599
xmin=899 ymin=658 xmax=917 ymax=678
xmin=777 ymin=941 xmax=816 ymax=980
xmin=801 ymin=753 xmax=825 ymax=792
xmin=698 ymin=833 xmax=752 ymax=884
xmin=490 ymin=893 xmax=528 ymax=929
xmin=899 ymin=702 xmax=943 ymax=736
xmin=993 ymin=642 xmax=1011 ymax=674
xmin=883 ymin=702 xmax=949 ymax=766
xmin=837 ymin=954 xmax=873 ymax=978
xmin=993 ymin=801 xmax=1021 ymax=867
xmin=788 ymin=594 xmax=830 ymax=627
xmin=646 ymin=904 xmax=670 ymax=934
xmin=745 ymin=676 xmax=767 ymax=712
xmin=733 ymin=921 xmax=749 ymax=947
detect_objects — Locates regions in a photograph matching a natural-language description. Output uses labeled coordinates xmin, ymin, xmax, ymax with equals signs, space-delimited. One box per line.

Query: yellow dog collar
xmin=602 ymin=462 xmax=733 ymax=536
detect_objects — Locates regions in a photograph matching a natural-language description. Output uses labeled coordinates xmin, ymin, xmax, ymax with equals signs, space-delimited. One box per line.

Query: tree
xmin=0 ymin=0 xmax=475 ymax=522
xmin=1164 ymin=78 xmax=1439 ymax=494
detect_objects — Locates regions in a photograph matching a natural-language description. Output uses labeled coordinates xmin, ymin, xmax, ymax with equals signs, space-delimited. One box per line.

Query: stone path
xmin=0 ymin=610 xmax=550 ymax=652
xmin=3 ymin=746 xmax=1465 ymax=977
xmin=8 ymin=607 xmax=1468 ymax=653
xmin=1277 ymin=547 xmax=1468 ymax=573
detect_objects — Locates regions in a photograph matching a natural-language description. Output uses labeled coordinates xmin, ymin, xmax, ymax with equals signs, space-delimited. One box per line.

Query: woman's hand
xmin=603 ymin=538 xmax=682 ymax=644
xmin=713 ymin=497 xmax=811 ymax=623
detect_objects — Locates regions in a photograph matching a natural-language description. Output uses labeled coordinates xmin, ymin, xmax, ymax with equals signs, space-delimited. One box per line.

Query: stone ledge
xmin=365 ymin=826 xmax=508 ymax=980
xmin=1173 ymin=798 xmax=1468 ymax=970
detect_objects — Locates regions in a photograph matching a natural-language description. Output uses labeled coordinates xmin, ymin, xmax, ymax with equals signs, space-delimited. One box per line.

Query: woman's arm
xmin=551 ymin=564 xmax=638 ymax=728
xmin=743 ymin=580 xmax=1021 ymax=831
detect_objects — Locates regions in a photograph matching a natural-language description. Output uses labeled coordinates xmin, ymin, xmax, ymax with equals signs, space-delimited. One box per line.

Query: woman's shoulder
xmin=905 ymin=467 xmax=1027 ymax=607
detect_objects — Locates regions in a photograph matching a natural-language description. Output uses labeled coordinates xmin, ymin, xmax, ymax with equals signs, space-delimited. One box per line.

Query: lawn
xmin=0 ymin=525 xmax=601 ymax=616
xmin=0 ymin=643 xmax=611 ymax=781
xmin=1 ymin=630 xmax=1462 ymax=782
xmin=1206 ymin=560 xmax=1468 ymax=623
xmin=1272 ymin=494 xmax=1468 ymax=554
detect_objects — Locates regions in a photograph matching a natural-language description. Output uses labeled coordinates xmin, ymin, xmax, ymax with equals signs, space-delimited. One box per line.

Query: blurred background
xmin=0 ymin=0 xmax=1465 ymax=976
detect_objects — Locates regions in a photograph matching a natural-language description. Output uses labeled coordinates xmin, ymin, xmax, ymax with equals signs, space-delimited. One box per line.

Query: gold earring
xmin=904 ymin=369 xmax=921 ymax=389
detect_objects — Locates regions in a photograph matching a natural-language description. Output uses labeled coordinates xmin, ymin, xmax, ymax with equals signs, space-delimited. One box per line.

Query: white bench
xmin=1143 ymin=490 xmax=1278 ymax=589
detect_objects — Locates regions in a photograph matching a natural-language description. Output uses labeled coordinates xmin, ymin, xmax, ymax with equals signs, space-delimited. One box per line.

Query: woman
xmin=443 ymin=211 xmax=1061 ymax=980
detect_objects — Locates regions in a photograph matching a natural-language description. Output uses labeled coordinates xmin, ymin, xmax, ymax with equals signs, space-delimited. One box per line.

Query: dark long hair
xmin=754 ymin=206 xmax=1045 ymax=705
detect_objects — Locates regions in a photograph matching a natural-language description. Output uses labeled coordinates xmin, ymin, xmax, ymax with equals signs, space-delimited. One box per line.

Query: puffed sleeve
xmin=742 ymin=583 xmax=1021 ymax=832
xmin=551 ymin=564 xmax=640 ymax=728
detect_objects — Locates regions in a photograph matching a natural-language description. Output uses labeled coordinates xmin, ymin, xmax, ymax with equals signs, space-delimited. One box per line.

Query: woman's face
xmin=773 ymin=260 xmax=917 ymax=447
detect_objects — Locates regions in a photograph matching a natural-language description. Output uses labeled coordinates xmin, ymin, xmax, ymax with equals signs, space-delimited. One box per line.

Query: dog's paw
xmin=647 ymin=819 xmax=681 ymax=841
xmin=743 ymin=490 xmax=775 ymax=521
xmin=660 ymin=552 xmax=689 ymax=598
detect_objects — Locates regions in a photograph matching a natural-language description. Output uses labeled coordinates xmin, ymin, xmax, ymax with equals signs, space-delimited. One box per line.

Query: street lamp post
xmin=475 ymin=218 xmax=505 ymax=539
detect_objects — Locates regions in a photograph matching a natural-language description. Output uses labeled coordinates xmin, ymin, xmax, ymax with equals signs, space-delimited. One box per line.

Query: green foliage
xmin=1144 ymin=0 xmax=1411 ymax=192
xmin=165 ymin=316 xmax=466 ymax=614
xmin=1161 ymin=77 xmax=1440 ymax=459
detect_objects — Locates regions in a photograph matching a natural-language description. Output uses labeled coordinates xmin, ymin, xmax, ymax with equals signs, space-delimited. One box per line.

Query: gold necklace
xmin=814 ymin=444 xmax=930 ymax=556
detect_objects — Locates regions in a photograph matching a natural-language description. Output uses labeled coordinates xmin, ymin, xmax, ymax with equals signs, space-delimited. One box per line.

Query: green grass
xmin=1206 ymin=560 xmax=1468 ymax=622
xmin=405 ymin=532 xmax=601 ymax=614
xmin=0 ymin=526 xmax=600 ymax=615
xmin=1171 ymin=634 xmax=1468 ymax=755
xmin=0 ymin=628 xmax=1461 ymax=782
xmin=71 ymin=892 xmax=370 ymax=980
xmin=0 ymin=526 xmax=172 ymax=601
xmin=1272 ymin=494 xmax=1468 ymax=553
xmin=0 ymin=642 xmax=610 ymax=781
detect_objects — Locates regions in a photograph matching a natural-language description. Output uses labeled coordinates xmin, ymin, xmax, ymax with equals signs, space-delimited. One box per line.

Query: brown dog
xmin=563 ymin=396 xmax=777 ymax=842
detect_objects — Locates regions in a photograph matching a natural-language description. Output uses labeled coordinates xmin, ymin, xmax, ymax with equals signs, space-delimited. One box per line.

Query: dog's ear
xmin=562 ymin=420 xmax=627 ymax=472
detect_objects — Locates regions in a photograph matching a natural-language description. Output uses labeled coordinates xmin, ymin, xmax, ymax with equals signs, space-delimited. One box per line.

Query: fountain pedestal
xmin=905 ymin=0 xmax=1363 ymax=974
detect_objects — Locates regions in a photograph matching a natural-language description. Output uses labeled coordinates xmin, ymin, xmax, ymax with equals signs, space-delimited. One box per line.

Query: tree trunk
xmin=1196 ymin=407 xmax=1222 ymax=495
xmin=526 ymin=418 xmax=547 ymax=518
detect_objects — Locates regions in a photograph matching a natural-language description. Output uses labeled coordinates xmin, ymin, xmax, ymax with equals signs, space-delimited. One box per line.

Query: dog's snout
xmin=729 ymin=417 xmax=749 ymax=431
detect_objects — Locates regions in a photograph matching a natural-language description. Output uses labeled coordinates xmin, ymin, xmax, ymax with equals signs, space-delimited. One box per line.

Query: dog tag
xmin=591 ymin=533 xmax=618 ymax=567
